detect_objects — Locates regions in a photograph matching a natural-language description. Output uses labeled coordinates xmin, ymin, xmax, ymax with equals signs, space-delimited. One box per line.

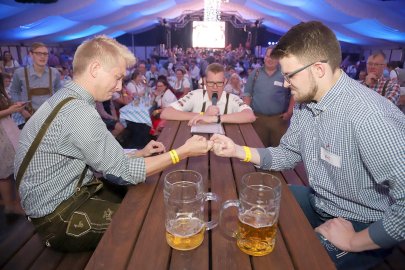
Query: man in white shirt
xmin=161 ymin=63 xmax=255 ymax=126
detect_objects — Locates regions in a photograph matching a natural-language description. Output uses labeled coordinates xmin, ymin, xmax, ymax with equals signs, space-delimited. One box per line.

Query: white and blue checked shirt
xmin=258 ymin=72 xmax=405 ymax=248
xmin=15 ymin=81 xmax=146 ymax=218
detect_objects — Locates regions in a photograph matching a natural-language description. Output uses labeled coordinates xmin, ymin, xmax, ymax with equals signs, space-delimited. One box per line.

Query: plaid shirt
xmin=15 ymin=81 xmax=146 ymax=218
xmin=258 ymin=73 xmax=405 ymax=248
xmin=362 ymin=76 xmax=400 ymax=105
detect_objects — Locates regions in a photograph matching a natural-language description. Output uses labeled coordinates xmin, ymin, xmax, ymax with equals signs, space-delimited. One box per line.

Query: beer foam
xmin=239 ymin=210 xmax=275 ymax=228
xmin=167 ymin=217 xmax=205 ymax=237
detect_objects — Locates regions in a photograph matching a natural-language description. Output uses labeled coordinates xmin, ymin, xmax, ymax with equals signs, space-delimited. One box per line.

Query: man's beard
xmin=293 ymin=72 xmax=318 ymax=103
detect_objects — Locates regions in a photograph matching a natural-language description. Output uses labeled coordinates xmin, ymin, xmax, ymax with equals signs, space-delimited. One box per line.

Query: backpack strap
xmin=16 ymin=97 xmax=76 ymax=190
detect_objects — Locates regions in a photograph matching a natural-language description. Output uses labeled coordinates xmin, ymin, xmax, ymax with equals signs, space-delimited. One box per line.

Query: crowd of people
xmin=0 ymin=20 xmax=403 ymax=269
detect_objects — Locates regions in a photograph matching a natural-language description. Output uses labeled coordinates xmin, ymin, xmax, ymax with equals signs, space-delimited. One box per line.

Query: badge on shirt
xmin=320 ymin=147 xmax=341 ymax=168
xmin=274 ymin=81 xmax=283 ymax=87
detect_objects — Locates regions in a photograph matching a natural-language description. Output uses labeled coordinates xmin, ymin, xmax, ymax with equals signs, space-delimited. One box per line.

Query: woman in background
xmin=0 ymin=73 xmax=25 ymax=216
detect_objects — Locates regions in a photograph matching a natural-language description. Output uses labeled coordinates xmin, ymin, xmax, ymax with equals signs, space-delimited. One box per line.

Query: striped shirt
xmin=258 ymin=72 xmax=405 ymax=248
xmin=15 ymin=81 xmax=146 ymax=218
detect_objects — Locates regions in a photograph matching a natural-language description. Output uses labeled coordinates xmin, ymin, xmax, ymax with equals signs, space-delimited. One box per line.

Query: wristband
xmin=169 ymin=149 xmax=180 ymax=164
xmin=199 ymin=112 xmax=204 ymax=115
xmin=243 ymin=146 xmax=251 ymax=162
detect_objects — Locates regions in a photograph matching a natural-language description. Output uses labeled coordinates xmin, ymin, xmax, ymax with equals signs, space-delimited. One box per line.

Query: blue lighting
xmin=246 ymin=1 xmax=299 ymax=25
xmin=345 ymin=19 xmax=405 ymax=43
xmin=64 ymin=0 xmax=122 ymax=21
xmin=3 ymin=16 xmax=78 ymax=40
xmin=58 ymin=25 xmax=108 ymax=41
xmin=0 ymin=4 xmax=28 ymax=20
xmin=139 ymin=0 xmax=175 ymax=16
xmin=300 ymin=0 xmax=357 ymax=24
xmin=109 ymin=31 xmax=126 ymax=38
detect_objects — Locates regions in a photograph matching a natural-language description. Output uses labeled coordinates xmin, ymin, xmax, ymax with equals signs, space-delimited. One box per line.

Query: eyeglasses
xmin=366 ymin=62 xmax=385 ymax=67
xmin=206 ymin=81 xmax=224 ymax=87
xmin=156 ymin=84 xmax=165 ymax=87
xmin=32 ymin=51 xmax=49 ymax=57
xmin=282 ymin=60 xmax=328 ymax=84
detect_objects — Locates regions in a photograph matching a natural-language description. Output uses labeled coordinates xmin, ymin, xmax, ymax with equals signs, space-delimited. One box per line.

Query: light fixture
xmin=204 ymin=0 xmax=221 ymax=22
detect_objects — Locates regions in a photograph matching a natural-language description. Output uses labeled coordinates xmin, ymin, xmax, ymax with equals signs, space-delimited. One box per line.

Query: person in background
xmin=358 ymin=70 xmax=367 ymax=82
xmin=387 ymin=61 xmax=405 ymax=87
xmin=224 ymin=73 xmax=243 ymax=97
xmin=9 ymin=42 xmax=62 ymax=128
xmin=151 ymin=77 xmax=177 ymax=135
xmin=126 ymin=70 xmax=146 ymax=98
xmin=0 ymin=73 xmax=25 ymax=217
xmin=171 ymin=68 xmax=191 ymax=98
xmin=95 ymin=100 xmax=125 ymax=138
xmin=161 ymin=63 xmax=255 ymax=125
xmin=1 ymin=51 xmax=20 ymax=75
xmin=210 ymin=21 xmax=404 ymax=270
xmin=189 ymin=60 xmax=200 ymax=90
xmin=145 ymin=63 xmax=159 ymax=88
xmin=15 ymin=35 xmax=213 ymax=252
xmin=362 ymin=52 xmax=400 ymax=105
xmin=243 ymin=47 xmax=294 ymax=147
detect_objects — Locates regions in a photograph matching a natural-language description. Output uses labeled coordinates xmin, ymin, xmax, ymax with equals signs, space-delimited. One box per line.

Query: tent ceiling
xmin=0 ymin=0 xmax=404 ymax=47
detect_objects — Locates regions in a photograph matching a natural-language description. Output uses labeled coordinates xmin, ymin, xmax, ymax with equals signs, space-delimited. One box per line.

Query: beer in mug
xmin=236 ymin=210 xmax=277 ymax=256
xmin=166 ymin=216 xmax=206 ymax=250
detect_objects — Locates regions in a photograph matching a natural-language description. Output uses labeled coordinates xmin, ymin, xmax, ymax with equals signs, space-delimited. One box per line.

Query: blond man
xmin=15 ymin=35 xmax=212 ymax=252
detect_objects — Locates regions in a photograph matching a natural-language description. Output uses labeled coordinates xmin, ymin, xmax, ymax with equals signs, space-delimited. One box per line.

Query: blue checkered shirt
xmin=258 ymin=72 xmax=405 ymax=248
xmin=15 ymin=81 xmax=146 ymax=218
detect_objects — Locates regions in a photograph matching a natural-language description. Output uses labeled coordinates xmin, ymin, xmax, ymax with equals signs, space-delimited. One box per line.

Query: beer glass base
xmin=237 ymin=241 xmax=275 ymax=256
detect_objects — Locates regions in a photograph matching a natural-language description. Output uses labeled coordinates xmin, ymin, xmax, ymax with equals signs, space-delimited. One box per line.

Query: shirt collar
xmin=306 ymin=71 xmax=347 ymax=114
xmin=64 ymin=80 xmax=96 ymax=106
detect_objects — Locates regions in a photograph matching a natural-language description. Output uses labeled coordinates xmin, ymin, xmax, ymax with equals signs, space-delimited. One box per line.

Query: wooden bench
xmin=0 ymin=217 xmax=92 ymax=270
xmin=281 ymin=162 xmax=405 ymax=270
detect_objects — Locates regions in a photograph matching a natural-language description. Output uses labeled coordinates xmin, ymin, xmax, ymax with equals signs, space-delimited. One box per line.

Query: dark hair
xmin=131 ymin=70 xmax=141 ymax=80
xmin=156 ymin=77 xmax=175 ymax=94
xmin=271 ymin=21 xmax=341 ymax=71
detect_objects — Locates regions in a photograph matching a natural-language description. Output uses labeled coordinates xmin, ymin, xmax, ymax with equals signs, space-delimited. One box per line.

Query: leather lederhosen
xmin=24 ymin=66 xmax=53 ymax=112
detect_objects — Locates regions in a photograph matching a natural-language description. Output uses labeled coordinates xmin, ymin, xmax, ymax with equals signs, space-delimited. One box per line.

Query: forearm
xmin=232 ymin=145 xmax=261 ymax=165
xmin=0 ymin=108 xmax=12 ymax=118
xmin=161 ymin=107 xmax=199 ymax=121
xmin=144 ymin=145 xmax=190 ymax=176
xmin=349 ymin=228 xmax=381 ymax=252
xmin=220 ymin=109 xmax=255 ymax=124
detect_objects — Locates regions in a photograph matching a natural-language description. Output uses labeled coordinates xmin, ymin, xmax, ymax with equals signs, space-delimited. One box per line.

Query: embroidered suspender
xmin=200 ymin=91 xmax=230 ymax=114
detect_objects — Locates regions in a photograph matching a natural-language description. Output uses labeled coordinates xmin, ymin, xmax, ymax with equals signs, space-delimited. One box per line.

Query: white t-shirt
xmin=155 ymin=90 xmax=177 ymax=108
xmin=170 ymin=89 xmax=252 ymax=114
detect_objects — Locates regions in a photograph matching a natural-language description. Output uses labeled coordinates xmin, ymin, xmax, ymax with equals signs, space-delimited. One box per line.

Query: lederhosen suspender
xmin=24 ymin=67 xmax=53 ymax=112
xmin=16 ymin=97 xmax=77 ymax=190
xmin=200 ymin=90 xmax=230 ymax=114
xmin=381 ymin=80 xmax=390 ymax=97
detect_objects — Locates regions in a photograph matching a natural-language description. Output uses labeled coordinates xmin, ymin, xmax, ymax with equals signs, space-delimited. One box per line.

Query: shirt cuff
xmin=368 ymin=219 xmax=399 ymax=248
xmin=257 ymin=148 xmax=272 ymax=170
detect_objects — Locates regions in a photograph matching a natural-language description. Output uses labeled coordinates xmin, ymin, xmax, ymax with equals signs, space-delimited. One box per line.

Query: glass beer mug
xmin=164 ymin=170 xmax=219 ymax=251
xmin=220 ymin=172 xmax=281 ymax=256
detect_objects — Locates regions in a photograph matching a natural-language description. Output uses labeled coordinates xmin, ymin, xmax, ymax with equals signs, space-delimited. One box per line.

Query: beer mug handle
xmin=204 ymin=192 xmax=220 ymax=231
xmin=219 ymin=199 xmax=241 ymax=239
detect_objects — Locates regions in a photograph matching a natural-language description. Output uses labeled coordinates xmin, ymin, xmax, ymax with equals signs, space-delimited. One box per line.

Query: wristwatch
xmin=217 ymin=115 xmax=221 ymax=123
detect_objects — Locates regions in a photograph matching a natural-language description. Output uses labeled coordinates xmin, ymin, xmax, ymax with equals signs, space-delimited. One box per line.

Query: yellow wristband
xmin=243 ymin=146 xmax=251 ymax=162
xmin=169 ymin=150 xmax=180 ymax=164
xmin=199 ymin=112 xmax=204 ymax=115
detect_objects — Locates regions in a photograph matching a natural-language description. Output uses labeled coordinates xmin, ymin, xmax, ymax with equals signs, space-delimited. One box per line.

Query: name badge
xmin=320 ymin=147 xmax=341 ymax=168
xmin=274 ymin=81 xmax=283 ymax=87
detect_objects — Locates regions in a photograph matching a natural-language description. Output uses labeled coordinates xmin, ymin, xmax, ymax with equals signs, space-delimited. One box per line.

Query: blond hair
xmin=206 ymin=63 xmax=224 ymax=74
xmin=73 ymin=35 xmax=136 ymax=76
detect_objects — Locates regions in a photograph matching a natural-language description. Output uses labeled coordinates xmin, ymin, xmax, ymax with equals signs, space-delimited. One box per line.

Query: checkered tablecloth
xmin=119 ymin=102 xmax=152 ymax=127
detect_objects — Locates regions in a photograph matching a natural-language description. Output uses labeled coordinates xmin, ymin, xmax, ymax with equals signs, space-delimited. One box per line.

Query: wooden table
xmin=85 ymin=121 xmax=336 ymax=270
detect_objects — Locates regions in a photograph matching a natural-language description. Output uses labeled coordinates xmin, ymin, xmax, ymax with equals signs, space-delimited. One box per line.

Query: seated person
xmin=161 ymin=63 xmax=255 ymax=126
xmin=95 ymin=100 xmax=125 ymax=138
xmin=151 ymin=77 xmax=177 ymax=135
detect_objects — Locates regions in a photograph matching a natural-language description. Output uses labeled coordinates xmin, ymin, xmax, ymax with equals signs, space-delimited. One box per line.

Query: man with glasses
xmin=243 ymin=47 xmax=294 ymax=147
xmin=210 ymin=21 xmax=404 ymax=269
xmin=10 ymin=42 xmax=61 ymax=128
xmin=362 ymin=51 xmax=400 ymax=105
xmin=161 ymin=63 xmax=255 ymax=125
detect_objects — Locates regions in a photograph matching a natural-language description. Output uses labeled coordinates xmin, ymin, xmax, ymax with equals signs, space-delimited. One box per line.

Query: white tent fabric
xmin=0 ymin=0 xmax=404 ymax=46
